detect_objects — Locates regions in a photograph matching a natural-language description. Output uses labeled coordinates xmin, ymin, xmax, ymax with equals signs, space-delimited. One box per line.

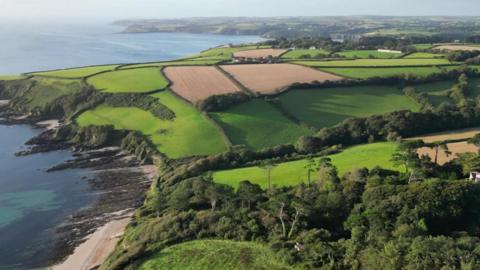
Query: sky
xmin=1 ymin=0 xmax=480 ymax=21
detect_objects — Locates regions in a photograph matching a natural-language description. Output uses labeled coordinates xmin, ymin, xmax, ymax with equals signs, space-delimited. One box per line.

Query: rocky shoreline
xmin=0 ymin=103 xmax=154 ymax=268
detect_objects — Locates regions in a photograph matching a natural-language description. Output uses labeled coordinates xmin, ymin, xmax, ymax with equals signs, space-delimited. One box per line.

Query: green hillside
xmin=87 ymin=68 xmax=169 ymax=93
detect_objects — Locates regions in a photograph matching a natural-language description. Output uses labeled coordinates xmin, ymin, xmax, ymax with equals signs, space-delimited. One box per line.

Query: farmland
xmin=220 ymin=63 xmax=342 ymax=94
xmin=294 ymin=58 xmax=453 ymax=68
xmin=31 ymin=65 xmax=118 ymax=78
xmin=279 ymin=85 xmax=420 ymax=128
xmin=187 ymin=45 xmax=265 ymax=60
xmin=163 ymin=66 xmax=242 ymax=103
xmin=0 ymin=75 xmax=27 ymax=81
xmin=76 ymin=90 xmax=228 ymax=158
xmin=232 ymin=48 xmax=288 ymax=58
xmin=213 ymin=142 xmax=398 ymax=189
xmin=404 ymin=52 xmax=444 ymax=59
xmin=138 ymin=240 xmax=293 ymax=270
xmin=434 ymin=45 xmax=480 ymax=51
xmin=417 ymin=142 xmax=478 ymax=165
xmin=335 ymin=50 xmax=401 ymax=59
xmin=87 ymin=68 xmax=169 ymax=93
xmin=410 ymin=127 xmax=480 ymax=143
xmin=118 ymin=59 xmax=224 ymax=70
xmin=210 ymin=99 xmax=313 ymax=150
xmin=318 ymin=66 xmax=460 ymax=79
xmin=281 ymin=49 xmax=330 ymax=59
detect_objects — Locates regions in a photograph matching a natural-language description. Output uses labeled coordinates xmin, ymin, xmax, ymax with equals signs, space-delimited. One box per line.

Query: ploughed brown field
xmin=233 ymin=48 xmax=289 ymax=58
xmin=163 ymin=66 xmax=242 ymax=103
xmin=434 ymin=45 xmax=480 ymax=51
xmin=417 ymin=142 xmax=478 ymax=165
xmin=410 ymin=127 xmax=480 ymax=143
xmin=220 ymin=63 xmax=343 ymax=94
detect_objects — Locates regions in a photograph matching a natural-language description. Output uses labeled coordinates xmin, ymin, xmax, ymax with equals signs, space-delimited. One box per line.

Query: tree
xmin=304 ymin=156 xmax=319 ymax=186
xmin=426 ymin=141 xmax=450 ymax=164
xmin=391 ymin=141 xmax=422 ymax=182
xmin=456 ymin=152 xmax=480 ymax=176
xmin=468 ymin=133 xmax=480 ymax=149
xmin=258 ymin=160 xmax=278 ymax=189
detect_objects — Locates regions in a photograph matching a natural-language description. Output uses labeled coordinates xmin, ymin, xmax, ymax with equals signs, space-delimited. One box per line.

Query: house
xmin=470 ymin=172 xmax=480 ymax=182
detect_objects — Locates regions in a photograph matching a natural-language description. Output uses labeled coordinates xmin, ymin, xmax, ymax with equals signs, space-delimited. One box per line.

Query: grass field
xmin=281 ymin=49 xmax=330 ymax=59
xmin=211 ymin=99 xmax=314 ymax=150
xmin=87 ymin=68 xmax=169 ymax=93
xmin=138 ymin=240 xmax=293 ymax=270
xmin=294 ymin=58 xmax=453 ymax=68
xmin=404 ymin=52 xmax=444 ymax=59
xmin=335 ymin=50 xmax=401 ymax=59
xmin=27 ymin=77 xmax=84 ymax=108
xmin=413 ymin=44 xmax=435 ymax=50
xmin=414 ymin=80 xmax=455 ymax=106
xmin=213 ymin=142 xmax=398 ymax=189
xmin=318 ymin=66 xmax=459 ymax=79
xmin=0 ymin=75 xmax=27 ymax=81
xmin=279 ymin=85 xmax=420 ymax=128
xmin=76 ymin=90 xmax=228 ymax=158
xmin=187 ymin=45 xmax=265 ymax=60
xmin=118 ymin=59 xmax=224 ymax=70
xmin=32 ymin=65 xmax=118 ymax=78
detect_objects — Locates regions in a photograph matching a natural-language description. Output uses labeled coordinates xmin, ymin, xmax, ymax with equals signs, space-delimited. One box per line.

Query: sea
xmin=0 ymin=20 xmax=263 ymax=269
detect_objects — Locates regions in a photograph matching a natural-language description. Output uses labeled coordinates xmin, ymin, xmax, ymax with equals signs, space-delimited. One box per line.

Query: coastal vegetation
xmin=87 ymin=68 xmax=169 ymax=93
xmin=31 ymin=65 xmax=118 ymax=78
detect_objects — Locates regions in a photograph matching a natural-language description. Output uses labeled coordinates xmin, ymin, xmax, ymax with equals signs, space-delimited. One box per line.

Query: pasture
xmin=76 ymin=90 xmax=228 ymax=158
xmin=335 ymin=50 xmax=401 ymax=59
xmin=0 ymin=75 xmax=27 ymax=81
xmin=213 ymin=142 xmax=398 ymax=189
xmin=187 ymin=45 xmax=265 ymax=60
xmin=318 ymin=66 xmax=459 ymax=79
xmin=31 ymin=65 xmax=118 ymax=78
xmin=138 ymin=240 xmax=293 ymax=270
xmin=163 ymin=66 xmax=242 ymax=103
xmin=87 ymin=68 xmax=169 ymax=93
xmin=232 ymin=48 xmax=288 ymax=58
xmin=210 ymin=99 xmax=314 ymax=150
xmin=220 ymin=63 xmax=343 ymax=94
xmin=118 ymin=59 xmax=224 ymax=70
xmin=410 ymin=127 xmax=480 ymax=143
xmin=294 ymin=58 xmax=453 ymax=68
xmin=280 ymin=49 xmax=330 ymax=59
xmin=279 ymin=85 xmax=420 ymax=128
xmin=404 ymin=52 xmax=444 ymax=59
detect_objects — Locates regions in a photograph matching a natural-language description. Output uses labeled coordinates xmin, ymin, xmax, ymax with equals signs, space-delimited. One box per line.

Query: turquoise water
xmin=0 ymin=21 xmax=264 ymax=74
xmin=0 ymin=125 xmax=96 ymax=269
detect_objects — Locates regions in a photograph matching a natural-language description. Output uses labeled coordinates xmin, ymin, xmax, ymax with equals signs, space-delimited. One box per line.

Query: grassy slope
xmin=76 ymin=90 xmax=228 ymax=158
xmin=0 ymin=75 xmax=27 ymax=81
xmin=279 ymin=85 xmax=420 ymax=128
xmin=210 ymin=99 xmax=314 ymax=150
xmin=187 ymin=45 xmax=265 ymax=60
xmin=294 ymin=58 xmax=452 ymax=67
xmin=87 ymin=68 xmax=169 ymax=93
xmin=281 ymin=49 xmax=330 ymax=59
xmin=138 ymin=240 xmax=293 ymax=270
xmin=27 ymin=77 xmax=84 ymax=108
xmin=213 ymin=142 xmax=398 ymax=189
xmin=318 ymin=66 xmax=459 ymax=79
xmin=414 ymin=80 xmax=455 ymax=106
xmin=336 ymin=50 xmax=401 ymax=59
xmin=31 ymin=65 xmax=118 ymax=78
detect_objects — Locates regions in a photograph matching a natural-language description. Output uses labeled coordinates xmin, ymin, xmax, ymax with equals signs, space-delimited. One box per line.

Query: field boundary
xmin=214 ymin=65 xmax=256 ymax=97
xmin=204 ymin=112 xmax=234 ymax=148
xmin=264 ymin=97 xmax=316 ymax=130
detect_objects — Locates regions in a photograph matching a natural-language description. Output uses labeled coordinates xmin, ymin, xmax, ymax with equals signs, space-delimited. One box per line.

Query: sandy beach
xmin=50 ymin=164 xmax=157 ymax=270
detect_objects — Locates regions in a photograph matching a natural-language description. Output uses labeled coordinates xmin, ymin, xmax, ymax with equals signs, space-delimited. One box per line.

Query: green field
xmin=211 ymin=99 xmax=314 ymax=150
xmin=32 ymin=65 xmax=118 ymax=78
xmin=138 ymin=240 xmax=293 ymax=270
xmin=0 ymin=75 xmax=27 ymax=81
xmin=279 ymin=85 xmax=420 ymax=128
xmin=76 ymin=90 xmax=228 ymax=158
xmin=281 ymin=49 xmax=330 ymax=59
xmin=414 ymin=80 xmax=455 ymax=106
xmin=319 ymin=66 xmax=459 ymax=79
xmin=118 ymin=59 xmax=224 ymax=70
xmin=404 ymin=52 xmax=444 ymax=59
xmin=87 ymin=68 xmax=169 ymax=93
xmin=294 ymin=58 xmax=453 ymax=68
xmin=335 ymin=50 xmax=401 ymax=59
xmin=187 ymin=45 xmax=267 ymax=60
xmin=213 ymin=142 xmax=398 ymax=189
xmin=27 ymin=77 xmax=84 ymax=108
xmin=413 ymin=44 xmax=435 ymax=50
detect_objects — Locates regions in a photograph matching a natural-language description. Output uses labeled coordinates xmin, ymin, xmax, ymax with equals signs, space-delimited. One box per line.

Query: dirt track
xmin=220 ymin=63 xmax=343 ymax=94
xmin=164 ymin=66 xmax=242 ymax=103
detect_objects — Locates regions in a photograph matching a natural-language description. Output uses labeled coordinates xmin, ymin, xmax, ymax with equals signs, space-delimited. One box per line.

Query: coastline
xmin=51 ymin=164 xmax=157 ymax=270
